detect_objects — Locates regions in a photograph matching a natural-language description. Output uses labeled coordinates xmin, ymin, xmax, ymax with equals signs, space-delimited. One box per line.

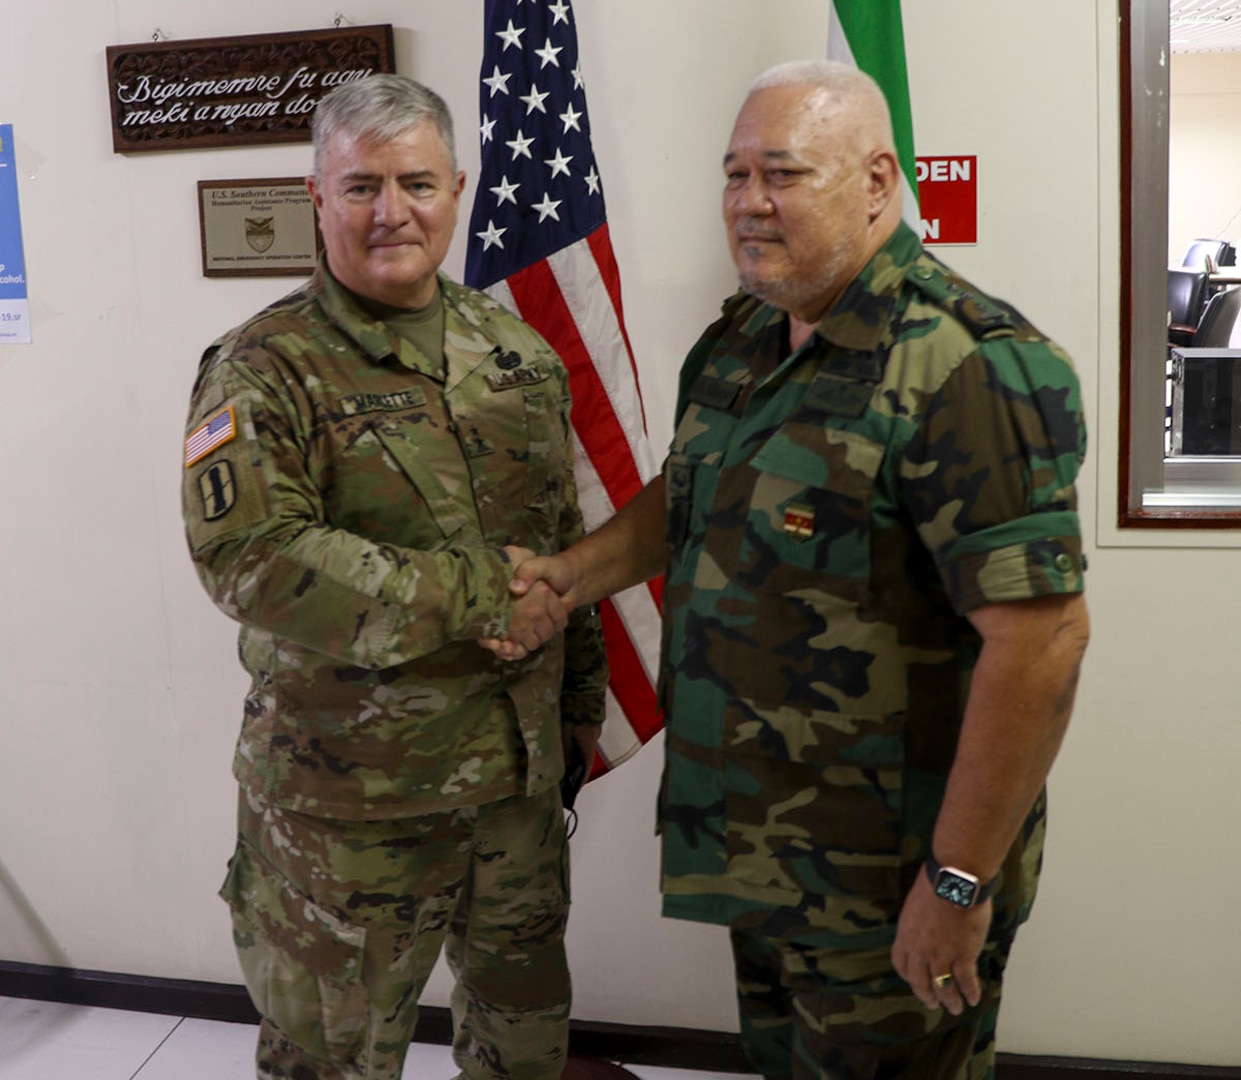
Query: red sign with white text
xmin=916 ymin=155 xmax=976 ymax=245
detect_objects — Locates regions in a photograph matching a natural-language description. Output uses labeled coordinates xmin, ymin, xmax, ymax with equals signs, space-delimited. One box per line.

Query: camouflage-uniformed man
xmin=181 ymin=75 xmax=606 ymax=1080
xmin=494 ymin=61 xmax=1090 ymax=1080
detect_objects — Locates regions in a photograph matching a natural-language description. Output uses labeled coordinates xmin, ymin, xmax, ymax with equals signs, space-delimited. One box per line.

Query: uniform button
xmin=912 ymin=266 xmax=934 ymax=281
xmin=1054 ymin=553 xmax=1074 ymax=573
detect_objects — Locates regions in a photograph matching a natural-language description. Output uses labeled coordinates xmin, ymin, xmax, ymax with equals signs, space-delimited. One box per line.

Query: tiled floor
xmin=0 ymin=995 xmax=754 ymax=1080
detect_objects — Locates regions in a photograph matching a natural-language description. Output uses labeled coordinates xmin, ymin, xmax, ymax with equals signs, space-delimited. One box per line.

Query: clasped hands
xmin=490 ymin=547 xmax=578 ymax=661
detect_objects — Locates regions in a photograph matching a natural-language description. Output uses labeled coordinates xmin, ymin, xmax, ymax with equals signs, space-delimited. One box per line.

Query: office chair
xmin=1192 ymin=285 xmax=1241 ymax=348
xmin=1168 ymin=267 xmax=1210 ymax=347
xmin=1181 ymin=238 xmax=1236 ymax=273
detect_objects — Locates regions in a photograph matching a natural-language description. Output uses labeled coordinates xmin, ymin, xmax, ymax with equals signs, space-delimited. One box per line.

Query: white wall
xmin=1 ymin=0 xmax=1238 ymax=1067
xmin=1170 ymin=51 xmax=1241 ymax=264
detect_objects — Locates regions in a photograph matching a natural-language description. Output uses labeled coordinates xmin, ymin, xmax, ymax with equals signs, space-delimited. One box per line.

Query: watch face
xmin=935 ymin=872 xmax=977 ymax=907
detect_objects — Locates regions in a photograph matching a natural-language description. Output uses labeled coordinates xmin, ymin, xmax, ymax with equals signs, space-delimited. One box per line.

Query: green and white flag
xmin=827 ymin=0 xmax=919 ymax=229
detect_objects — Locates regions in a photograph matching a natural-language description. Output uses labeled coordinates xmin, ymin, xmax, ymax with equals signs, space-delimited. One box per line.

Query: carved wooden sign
xmin=105 ymin=25 xmax=396 ymax=153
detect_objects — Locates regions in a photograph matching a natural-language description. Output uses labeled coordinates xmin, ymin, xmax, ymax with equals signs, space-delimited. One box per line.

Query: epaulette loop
xmin=906 ymin=259 xmax=1017 ymax=338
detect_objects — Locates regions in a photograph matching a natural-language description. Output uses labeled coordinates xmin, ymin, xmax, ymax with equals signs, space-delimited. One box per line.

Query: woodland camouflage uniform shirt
xmin=182 ymin=262 xmax=606 ymax=820
xmin=658 ymin=222 xmax=1086 ymax=945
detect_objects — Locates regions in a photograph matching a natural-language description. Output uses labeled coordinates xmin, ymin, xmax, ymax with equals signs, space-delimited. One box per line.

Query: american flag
xmin=465 ymin=0 xmax=663 ymax=772
xmin=185 ymin=407 xmax=236 ymax=467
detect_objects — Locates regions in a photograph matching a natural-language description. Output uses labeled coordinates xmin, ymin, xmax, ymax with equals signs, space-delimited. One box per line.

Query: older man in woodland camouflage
xmin=494 ymin=60 xmax=1090 ymax=1080
xmin=182 ymin=75 xmax=605 ymax=1080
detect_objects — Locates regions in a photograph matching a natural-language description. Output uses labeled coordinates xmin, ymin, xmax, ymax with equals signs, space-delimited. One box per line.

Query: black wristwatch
xmin=924 ymin=853 xmax=996 ymax=908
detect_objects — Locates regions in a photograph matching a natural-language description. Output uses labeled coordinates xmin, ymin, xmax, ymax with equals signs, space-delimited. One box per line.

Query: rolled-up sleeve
xmin=899 ymin=335 xmax=1087 ymax=614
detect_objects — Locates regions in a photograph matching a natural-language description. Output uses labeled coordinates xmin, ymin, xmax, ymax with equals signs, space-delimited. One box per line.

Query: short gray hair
xmin=747 ymin=59 xmax=895 ymax=154
xmin=311 ymin=74 xmax=457 ymax=175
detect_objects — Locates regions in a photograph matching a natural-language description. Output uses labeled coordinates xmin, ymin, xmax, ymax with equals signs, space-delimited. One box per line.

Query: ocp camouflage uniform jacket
xmin=182 ymin=262 xmax=606 ymax=820
xmin=659 ymin=222 xmax=1085 ymax=945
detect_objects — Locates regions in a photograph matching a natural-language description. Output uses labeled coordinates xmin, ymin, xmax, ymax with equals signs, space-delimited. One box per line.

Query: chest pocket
xmin=315 ymin=390 xmax=470 ymax=551
xmin=743 ymin=423 xmax=884 ymax=596
xmin=370 ymin=420 xmax=474 ymax=547
xmin=664 ymin=395 xmax=742 ymax=555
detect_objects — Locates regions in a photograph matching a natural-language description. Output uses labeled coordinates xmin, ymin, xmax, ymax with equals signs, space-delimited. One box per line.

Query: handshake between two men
xmin=493 ymin=476 xmax=668 ymax=662
xmin=494 ymin=545 xmax=581 ymax=663
xmin=494 ymin=537 xmax=628 ymax=784
xmin=493 ymin=476 xmax=669 ymax=777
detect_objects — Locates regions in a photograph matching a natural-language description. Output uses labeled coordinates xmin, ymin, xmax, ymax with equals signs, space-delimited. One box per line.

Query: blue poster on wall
xmin=0 ymin=124 xmax=31 ymax=344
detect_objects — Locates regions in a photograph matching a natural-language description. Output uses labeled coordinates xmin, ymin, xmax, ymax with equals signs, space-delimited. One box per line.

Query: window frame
xmin=1119 ymin=0 xmax=1241 ymax=526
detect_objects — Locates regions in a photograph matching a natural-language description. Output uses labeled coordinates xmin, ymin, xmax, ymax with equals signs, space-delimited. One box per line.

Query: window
xmin=1121 ymin=0 xmax=1241 ymax=525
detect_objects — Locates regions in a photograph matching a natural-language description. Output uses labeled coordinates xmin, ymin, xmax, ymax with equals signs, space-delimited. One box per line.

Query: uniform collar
xmin=442 ymin=288 xmax=509 ymax=393
xmin=312 ymin=258 xmax=501 ymax=387
xmin=805 ymin=221 xmax=923 ymax=353
xmin=730 ymin=222 xmax=922 ymax=357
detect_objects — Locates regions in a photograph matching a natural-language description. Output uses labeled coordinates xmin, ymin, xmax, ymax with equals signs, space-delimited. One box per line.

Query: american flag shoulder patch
xmin=185 ymin=406 xmax=237 ymax=468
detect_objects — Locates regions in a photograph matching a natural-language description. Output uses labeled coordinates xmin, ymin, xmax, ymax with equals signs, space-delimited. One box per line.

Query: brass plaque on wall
xmin=106 ymin=25 xmax=395 ymax=153
xmin=198 ymin=178 xmax=322 ymax=277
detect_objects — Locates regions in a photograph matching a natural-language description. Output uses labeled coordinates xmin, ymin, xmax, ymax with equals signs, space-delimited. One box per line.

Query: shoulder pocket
xmin=182 ymin=400 xmax=268 ymax=555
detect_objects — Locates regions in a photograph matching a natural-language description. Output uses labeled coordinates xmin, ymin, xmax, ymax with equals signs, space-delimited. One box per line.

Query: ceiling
xmin=1171 ymin=0 xmax=1241 ymax=52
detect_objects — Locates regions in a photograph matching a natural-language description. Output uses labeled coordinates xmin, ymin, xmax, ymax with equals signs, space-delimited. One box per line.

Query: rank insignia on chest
xmin=462 ymin=425 xmax=495 ymax=458
xmin=783 ymin=503 xmax=816 ymax=540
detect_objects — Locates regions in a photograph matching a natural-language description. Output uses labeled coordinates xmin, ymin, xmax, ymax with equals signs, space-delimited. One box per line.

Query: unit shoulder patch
xmin=198 ymin=460 xmax=237 ymax=521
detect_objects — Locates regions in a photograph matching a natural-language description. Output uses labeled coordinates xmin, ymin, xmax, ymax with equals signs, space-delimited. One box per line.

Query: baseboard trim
xmin=0 ymin=960 xmax=750 ymax=1071
xmin=1 ymin=962 xmax=1238 ymax=1077
xmin=994 ymin=1058 xmax=1241 ymax=1080
xmin=0 ymin=960 xmax=261 ymax=1024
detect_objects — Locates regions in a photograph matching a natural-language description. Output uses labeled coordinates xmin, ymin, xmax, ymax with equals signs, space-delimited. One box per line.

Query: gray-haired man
xmin=182 ymin=74 xmax=606 ymax=1080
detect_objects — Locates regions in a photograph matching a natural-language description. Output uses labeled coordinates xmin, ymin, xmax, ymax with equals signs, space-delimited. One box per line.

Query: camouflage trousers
xmin=729 ymin=928 xmax=1015 ymax=1080
xmin=221 ymin=787 xmax=571 ymax=1080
